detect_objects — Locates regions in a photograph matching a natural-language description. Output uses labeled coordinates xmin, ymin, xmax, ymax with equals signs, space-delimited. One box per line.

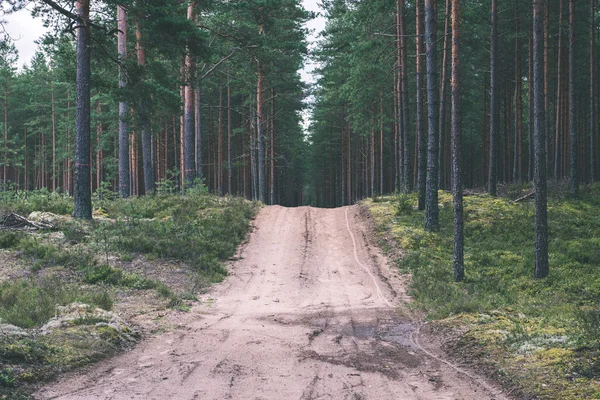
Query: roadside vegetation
xmin=0 ymin=188 xmax=257 ymax=399
xmin=367 ymin=183 xmax=600 ymax=400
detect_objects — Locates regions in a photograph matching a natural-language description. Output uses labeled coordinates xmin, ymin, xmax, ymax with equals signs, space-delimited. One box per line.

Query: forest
xmin=1 ymin=0 xmax=600 ymax=399
xmin=1 ymin=0 xmax=310 ymax=208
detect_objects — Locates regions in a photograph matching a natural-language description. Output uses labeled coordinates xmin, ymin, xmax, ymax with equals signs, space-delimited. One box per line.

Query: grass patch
xmin=366 ymin=183 xmax=600 ymax=399
xmin=0 ymin=277 xmax=113 ymax=329
xmin=0 ymin=190 xmax=256 ymax=397
xmin=93 ymin=193 xmax=256 ymax=280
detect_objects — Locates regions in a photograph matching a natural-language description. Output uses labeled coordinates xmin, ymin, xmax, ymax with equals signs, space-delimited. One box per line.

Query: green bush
xmin=0 ymin=278 xmax=112 ymax=328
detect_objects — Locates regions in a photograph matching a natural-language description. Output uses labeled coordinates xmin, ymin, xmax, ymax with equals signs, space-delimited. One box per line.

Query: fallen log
xmin=0 ymin=212 xmax=54 ymax=231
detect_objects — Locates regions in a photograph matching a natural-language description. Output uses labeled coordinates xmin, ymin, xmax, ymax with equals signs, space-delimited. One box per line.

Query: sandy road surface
xmin=37 ymin=206 xmax=506 ymax=400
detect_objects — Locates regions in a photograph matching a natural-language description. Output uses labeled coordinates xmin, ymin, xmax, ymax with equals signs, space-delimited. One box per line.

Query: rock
xmin=28 ymin=211 xmax=71 ymax=225
xmin=0 ymin=323 xmax=30 ymax=337
xmin=40 ymin=303 xmax=140 ymax=342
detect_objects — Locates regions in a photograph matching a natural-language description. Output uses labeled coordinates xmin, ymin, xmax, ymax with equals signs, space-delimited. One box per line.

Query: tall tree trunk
xmin=256 ymin=27 xmax=266 ymax=203
xmin=424 ymin=0 xmax=439 ymax=232
xmin=96 ymin=100 xmax=102 ymax=190
xmin=196 ymin=86 xmax=202 ymax=180
xmin=591 ymin=0 xmax=596 ymax=183
xmin=533 ymin=0 xmax=549 ymax=279
xmin=555 ymin=0 xmax=565 ymax=179
xmin=218 ymin=83 xmax=223 ymax=194
xmin=488 ymin=0 xmax=498 ymax=196
xmin=51 ymin=77 xmax=57 ymax=191
xmin=184 ymin=1 xmax=197 ymax=187
xmin=380 ymin=96 xmax=384 ymax=195
xmin=398 ymin=0 xmax=411 ymax=193
xmin=270 ymin=89 xmax=275 ymax=204
xmin=416 ymin=0 xmax=426 ymax=209
xmin=568 ymin=0 xmax=578 ymax=195
xmin=513 ymin=3 xmax=522 ymax=183
xmin=3 ymin=75 xmax=7 ymax=188
xmin=136 ymin=25 xmax=154 ymax=195
xmin=439 ymin=0 xmax=451 ymax=190
xmin=73 ymin=0 xmax=92 ymax=219
xmin=228 ymin=75 xmax=233 ymax=195
xmin=544 ymin=2 xmax=551 ymax=175
xmin=529 ymin=32 xmax=535 ymax=182
xmin=513 ymin=5 xmax=523 ymax=183
xmin=117 ymin=5 xmax=129 ymax=198
xmin=451 ymin=0 xmax=463 ymax=282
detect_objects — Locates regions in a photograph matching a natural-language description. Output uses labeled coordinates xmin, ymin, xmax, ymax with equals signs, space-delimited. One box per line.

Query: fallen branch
xmin=512 ymin=192 xmax=535 ymax=203
xmin=0 ymin=213 xmax=54 ymax=231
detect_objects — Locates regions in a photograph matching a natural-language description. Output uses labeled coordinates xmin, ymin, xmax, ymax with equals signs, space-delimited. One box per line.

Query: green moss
xmin=366 ymin=186 xmax=600 ymax=399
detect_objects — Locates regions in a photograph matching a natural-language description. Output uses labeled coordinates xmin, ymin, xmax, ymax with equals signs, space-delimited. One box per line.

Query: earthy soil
xmin=36 ymin=206 xmax=512 ymax=400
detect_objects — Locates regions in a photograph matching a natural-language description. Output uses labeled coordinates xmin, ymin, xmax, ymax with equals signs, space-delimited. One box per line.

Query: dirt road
xmin=37 ymin=206 xmax=507 ymax=400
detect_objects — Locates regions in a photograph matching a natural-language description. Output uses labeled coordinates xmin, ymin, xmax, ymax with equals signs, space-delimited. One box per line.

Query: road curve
xmin=37 ymin=205 xmax=506 ymax=400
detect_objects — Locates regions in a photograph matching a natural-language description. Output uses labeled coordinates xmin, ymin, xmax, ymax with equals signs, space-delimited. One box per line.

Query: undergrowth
xmin=0 ymin=189 xmax=257 ymax=397
xmin=367 ymin=183 xmax=600 ymax=399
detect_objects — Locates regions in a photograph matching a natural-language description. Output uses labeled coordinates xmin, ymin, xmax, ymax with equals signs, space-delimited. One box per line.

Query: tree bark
xmin=117 ymin=5 xmax=129 ymax=198
xmin=439 ymin=0 xmax=451 ymax=190
xmin=73 ymin=0 xmax=92 ymax=219
xmin=51 ymin=77 xmax=57 ymax=191
xmin=488 ymin=0 xmax=498 ymax=196
xmin=398 ymin=0 xmax=411 ymax=193
xmin=568 ymin=0 xmax=578 ymax=195
xmin=256 ymin=26 xmax=266 ymax=203
xmin=533 ymin=0 xmax=549 ymax=279
xmin=416 ymin=0 xmax=426 ymax=209
xmin=218 ymin=83 xmax=223 ymax=194
xmin=451 ymin=0 xmax=463 ymax=282
xmin=529 ymin=32 xmax=534 ymax=182
xmin=196 ymin=86 xmax=202 ymax=180
xmin=3 ymin=75 xmax=8 ymax=188
xmin=136 ymin=25 xmax=154 ymax=195
xmin=424 ymin=0 xmax=439 ymax=232
xmin=184 ymin=1 xmax=197 ymax=187
xmin=555 ymin=0 xmax=565 ymax=179
xmin=228 ymin=75 xmax=233 ymax=195
xmin=513 ymin=3 xmax=523 ymax=183
xmin=591 ymin=0 xmax=596 ymax=183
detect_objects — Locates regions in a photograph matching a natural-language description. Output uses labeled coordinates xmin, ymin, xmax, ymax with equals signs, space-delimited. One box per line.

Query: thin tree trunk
xmin=184 ymin=1 xmax=197 ymax=187
xmin=533 ymin=0 xmax=549 ymax=279
xmin=529 ymin=32 xmax=535 ymax=182
xmin=451 ymin=0 xmax=463 ymax=282
xmin=544 ymin=2 xmax=551 ymax=175
xmin=439 ymin=0 xmax=451 ymax=190
xmin=398 ymin=0 xmax=411 ymax=193
xmin=256 ymin=28 xmax=265 ymax=203
xmin=514 ymin=3 xmax=523 ymax=183
xmin=488 ymin=0 xmax=498 ymax=196
xmin=196 ymin=86 xmax=202 ymax=180
xmin=3 ymin=76 xmax=7 ymax=188
xmin=218 ymin=83 xmax=223 ymax=194
xmin=416 ymin=0 xmax=426 ymax=209
xmin=424 ymin=0 xmax=439 ymax=232
xmin=228 ymin=75 xmax=233 ymax=195
xmin=380 ymin=96 xmax=384 ymax=195
xmin=591 ymin=0 xmax=596 ymax=183
xmin=555 ymin=0 xmax=565 ymax=179
xmin=117 ymin=5 xmax=129 ymax=198
xmin=270 ymin=88 xmax=275 ymax=204
xmin=136 ymin=25 xmax=154 ymax=195
xmin=51 ymin=77 xmax=57 ymax=191
xmin=96 ymin=100 xmax=102 ymax=190
xmin=73 ymin=0 xmax=92 ymax=219
xmin=568 ymin=0 xmax=578 ymax=195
